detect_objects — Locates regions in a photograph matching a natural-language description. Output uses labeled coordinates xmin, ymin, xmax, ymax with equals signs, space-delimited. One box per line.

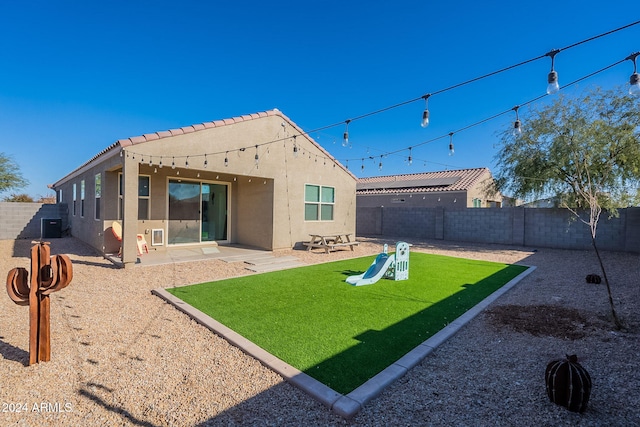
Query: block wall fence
xmin=356 ymin=206 xmax=640 ymax=253
xmin=2 ymin=203 xmax=640 ymax=253
xmin=0 ymin=202 xmax=68 ymax=240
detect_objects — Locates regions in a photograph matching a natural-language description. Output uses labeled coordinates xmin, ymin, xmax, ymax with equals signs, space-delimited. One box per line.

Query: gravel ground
xmin=1 ymin=236 xmax=638 ymax=426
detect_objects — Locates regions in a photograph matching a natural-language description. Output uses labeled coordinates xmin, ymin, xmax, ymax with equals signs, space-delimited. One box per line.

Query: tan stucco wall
xmin=52 ymin=112 xmax=356 ymax=257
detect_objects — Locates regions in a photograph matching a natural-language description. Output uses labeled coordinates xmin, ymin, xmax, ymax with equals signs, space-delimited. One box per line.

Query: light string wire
xmin=123 ymin=20 xmax=640 ymax=169
xmin=350 ymin=57 xmax=629 ymax=169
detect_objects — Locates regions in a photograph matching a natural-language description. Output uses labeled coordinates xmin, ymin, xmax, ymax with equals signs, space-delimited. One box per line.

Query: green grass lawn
xmin=167 ymin=252 xmax=528 ymax=394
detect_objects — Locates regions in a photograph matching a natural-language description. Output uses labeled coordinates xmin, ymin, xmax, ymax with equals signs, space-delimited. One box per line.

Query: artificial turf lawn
xmin=167 ymin=252 xmax=528 ymax=394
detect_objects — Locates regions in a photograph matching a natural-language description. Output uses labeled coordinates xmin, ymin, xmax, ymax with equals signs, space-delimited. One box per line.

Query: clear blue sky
xmin=1 ymin=1 xmax=638 ymax=198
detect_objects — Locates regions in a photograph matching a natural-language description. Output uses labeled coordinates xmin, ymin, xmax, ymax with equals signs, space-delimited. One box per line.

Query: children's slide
xmin=345 ymin=253 xmax=396 ymax=286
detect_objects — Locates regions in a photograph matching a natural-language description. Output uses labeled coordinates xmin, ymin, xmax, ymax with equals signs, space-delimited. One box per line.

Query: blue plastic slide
xmin=346 ymin=253 xmax=396 ymax=286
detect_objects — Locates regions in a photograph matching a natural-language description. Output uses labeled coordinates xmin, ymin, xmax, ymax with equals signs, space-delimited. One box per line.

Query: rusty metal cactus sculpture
xmin=6 ymin=241 xmax=73 ymax=365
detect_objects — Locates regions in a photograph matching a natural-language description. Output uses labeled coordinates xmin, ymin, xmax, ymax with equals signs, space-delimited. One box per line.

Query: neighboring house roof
xmin=50 ymin=108 xmax=353 ymax=188
xmin=356 ymin=168 xmax=491 ymax=194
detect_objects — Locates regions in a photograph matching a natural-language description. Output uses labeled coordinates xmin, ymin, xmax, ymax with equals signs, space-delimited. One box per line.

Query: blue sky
xmin=1 ymin=1 xmax=638 ymax=198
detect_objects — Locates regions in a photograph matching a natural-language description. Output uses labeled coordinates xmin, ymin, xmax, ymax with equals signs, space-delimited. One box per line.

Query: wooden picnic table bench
xmin=303 ymin=233 xmax=360 ymax=253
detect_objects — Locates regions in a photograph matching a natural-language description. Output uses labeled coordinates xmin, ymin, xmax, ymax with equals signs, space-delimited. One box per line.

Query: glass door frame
xmin=166 ymin=177 xmax=230 ymax=246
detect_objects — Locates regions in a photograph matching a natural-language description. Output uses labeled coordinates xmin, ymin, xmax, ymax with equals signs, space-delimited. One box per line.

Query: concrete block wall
xmin=0 ymin=202 xmax=68 ymax=240
xmin=356 ymin=206 xmax=640 ymax=253
xmin=368 ymin=207 xmax=437 ymax=239
xmin=444 ymin=208 xmax=515 ymax=245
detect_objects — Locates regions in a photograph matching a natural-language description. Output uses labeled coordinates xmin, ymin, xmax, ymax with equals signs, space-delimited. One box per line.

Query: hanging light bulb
xmin=626 ymin=52 xmax=640 ymax=96
xmin=512 ymin=106 xmax=522 ymax=137
xmin=361 ymin=158 xmax=365 ymax=171
xmin=254 ymin=145 xmax=259 ymax=167
xmin=293 ymin=136 xmax=299 ymax=158
xmin=421 ymin=94 xmax=431 ymax=128
xmin=224 ymin=152 xmax=229 ymax=167
xmin=545 ymin=49 xmax=560 ymax=95
xmin=149 ymin=156 xmax=153 ymax=166
xmin=408 ymin=147 xmax=413 ymax=165
xmin=171 ymin=157 xmax=176 ymax=169
xmin=448 ymin=132 xmax=455 ymax=156
xmin=185 ymin=157 xmax=189 ymax=168
xmin=379 ymin=155 xmax=383 ymax=171
xmin=204 ymin=154 xmax=208 ymax=168
xmin=343 ymin=120 xmax=351 ymax=147
xmin=159 ymin=158 xmax=163 ymax=168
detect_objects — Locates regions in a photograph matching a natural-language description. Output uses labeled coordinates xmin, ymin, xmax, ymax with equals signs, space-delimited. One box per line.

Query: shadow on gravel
xmin=10 ymin=237 xmax=117 ymax=269
xmin=78 ymin=386 xmax=160 ymax=427
xmin=0 ymin=338 xmax=29 ymax=366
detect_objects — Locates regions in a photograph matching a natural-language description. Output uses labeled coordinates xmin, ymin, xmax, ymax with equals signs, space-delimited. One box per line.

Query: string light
xmin=421 ymin=94 xmax=430 ymax=128
xmin=546 ymin=49 xmax=560 ymax=94
xmin=204 ymin=154 xmax=208 ymax=168
xmin=185 ymin=157 xmax=189 ymax=168
xmin=361 ymin=158 xmax=365 ymax=171
xmin=512 ymin=106 xmax=522 ymax=136
xmin=254 ymin=145 xmax=259 ymax=167
xmin=149 ymin=156 xmax=153 ymax=166
xmin=171 ymin=157 xmax=176 ymax=169
xmin=627 ymin=52 xmax=640 ymax=96
xmin=159 ymin=158 xmax=163 ymax=168
xmin=224 ymin=152 xmax=229 ymax=167
xmin=293 ymin=136 xmax=299 ymax=157
xmin=407 ymin=147 xmax=413 ymax=165
xmin=119 ymin=22 xmax=640 ymax=175
xmin=448 ymin=132 xmax=455 ymax=156
xmin=379 ymin=155 xmax=383 ymax=171
xmin=343 ymin=120 xmax=350 ymax=147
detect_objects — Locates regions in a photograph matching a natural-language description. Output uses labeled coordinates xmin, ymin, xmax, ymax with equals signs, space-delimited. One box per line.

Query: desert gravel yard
xmin=1 ymin=237 xmax=638 ymax=426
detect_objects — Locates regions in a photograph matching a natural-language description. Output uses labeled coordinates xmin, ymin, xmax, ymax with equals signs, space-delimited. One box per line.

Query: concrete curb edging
xmin=152 ymin=265 xmax=535 ymax=419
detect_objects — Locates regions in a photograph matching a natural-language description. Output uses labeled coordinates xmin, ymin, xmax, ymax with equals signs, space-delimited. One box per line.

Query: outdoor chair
xmin=136 ymin=234 xmax=149 ymax=255
xmin=111 ymin=221 xmax=122 ymax=256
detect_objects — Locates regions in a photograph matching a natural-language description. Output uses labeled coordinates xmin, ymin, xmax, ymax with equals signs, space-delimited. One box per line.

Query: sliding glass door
xmin=168 ymin=180 xmax=228 ymax=245
xmin=201 ymin=183 xmax=227 ymax=242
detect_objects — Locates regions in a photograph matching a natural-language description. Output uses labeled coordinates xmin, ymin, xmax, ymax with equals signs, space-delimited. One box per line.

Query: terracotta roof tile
xmin=129 ymin=136 xmax=146 ymax=144
xmin=50 ymin=108 xmax=355 ymax=188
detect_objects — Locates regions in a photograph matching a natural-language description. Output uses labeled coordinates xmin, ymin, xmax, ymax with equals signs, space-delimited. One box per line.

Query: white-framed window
xmin=94 ymin=173 xmax=102 ymax=220
xmin=472 ymin=198 xmax=482 ymax=208
xmin=80 ymin=180 xmax=85 ymax=217
xmin=304 ymin=184 xmax=334 ymax=221
xmin=72 ymin=183 xmax=77 ymax=216
xmin=118 ymin=174 xmax=150 ymax=220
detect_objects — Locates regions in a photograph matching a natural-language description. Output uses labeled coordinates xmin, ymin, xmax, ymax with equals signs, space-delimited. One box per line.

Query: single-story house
xmin=50 ymin=109 xmax=356 ymax=267
xmin=356 ymin=168 xmax=502 ymax=208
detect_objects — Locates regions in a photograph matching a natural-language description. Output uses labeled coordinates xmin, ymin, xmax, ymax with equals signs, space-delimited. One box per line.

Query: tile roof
xmin=356 ymin=168 xmax=490 ymax=194
xmin=51 ymin=109 xmax=353 ymax=187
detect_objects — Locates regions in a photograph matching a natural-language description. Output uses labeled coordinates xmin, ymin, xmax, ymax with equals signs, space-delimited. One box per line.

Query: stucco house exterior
xmin=356 ymin=168 xmax=502 ymax=208
xmin=50 ymin=109 xmax=356 ymax=267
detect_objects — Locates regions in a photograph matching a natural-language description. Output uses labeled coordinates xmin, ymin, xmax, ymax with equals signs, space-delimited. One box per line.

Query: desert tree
xmin=494 ymin=87 xmax=640 ymax=330
xmin=0 ymin=152 xmax=28 ymax=194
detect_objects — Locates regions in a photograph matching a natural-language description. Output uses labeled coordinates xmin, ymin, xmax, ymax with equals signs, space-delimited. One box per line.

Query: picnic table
xmin=304 ymin=233 xmax=360 ymax=253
